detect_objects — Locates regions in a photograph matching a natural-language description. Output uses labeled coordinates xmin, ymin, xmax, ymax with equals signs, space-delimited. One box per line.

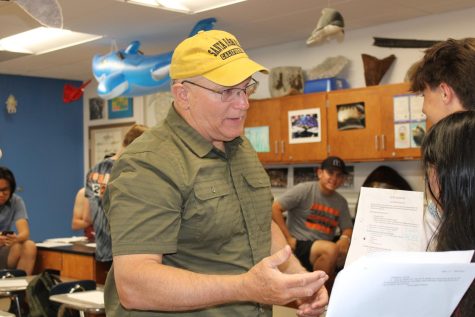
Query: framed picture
xmin=340 ymin=166 xmax=355 ymax=191
xmin=288 ymin=108 xmax=321 ymax=144
xmin=108 ymin=97 xmax=133 ymax=119
xmin=89 ymin=123 xmax=135 ymax=167
xmin=89 ymin=97 xmax=105 ymax=120
xmin=336 ymin=102 xmax=366 ymax=130
xmin=293 ymin=166 xmax=317 ymax=185
xmin=265 ymin=167 xmax=288 ymax=188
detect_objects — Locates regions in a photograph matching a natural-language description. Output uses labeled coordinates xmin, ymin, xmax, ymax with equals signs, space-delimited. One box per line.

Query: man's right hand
xmin=240 ymin=245 xmax=328 ymax=306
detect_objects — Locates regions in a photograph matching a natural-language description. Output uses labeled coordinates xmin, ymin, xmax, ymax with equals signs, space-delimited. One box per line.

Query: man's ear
xmin=439 ymin=82 xmax=465 ymax=112
xmin=316 ymin=168 xmax=323 ymax=179
xmin=439 ymin=82 xmax=454 ymax=104
xmin=171 ymin=82 xmax=190 ymax=109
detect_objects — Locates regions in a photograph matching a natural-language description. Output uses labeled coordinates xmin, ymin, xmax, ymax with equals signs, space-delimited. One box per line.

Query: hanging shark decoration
xmin=92 ymin=18 xmax=216 ymax=100
xmin=306 ymin=8 xmax=344 ymax=46
xmin=1 ymin=0 xmax=63 ymax=28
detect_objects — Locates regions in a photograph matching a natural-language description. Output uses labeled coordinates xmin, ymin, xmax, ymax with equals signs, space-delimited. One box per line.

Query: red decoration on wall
xmin=63 ymin=79 xmax=92 ymax=103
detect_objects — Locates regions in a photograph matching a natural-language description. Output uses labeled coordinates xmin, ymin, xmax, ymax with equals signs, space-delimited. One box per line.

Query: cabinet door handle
xmin=274 ymin=141 xmax=278 ymax=155
xmin=280 ymin=140 xmax=285 ymax=154
xmin=381 ymin=134 xmax=386 ymax=150
xmin=375 ymin=135 xmax=379 ymax=150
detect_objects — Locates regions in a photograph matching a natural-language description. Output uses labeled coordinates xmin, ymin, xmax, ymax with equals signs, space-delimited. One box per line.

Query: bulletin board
xmin=88 ymin=123 xmax=135 ymax=167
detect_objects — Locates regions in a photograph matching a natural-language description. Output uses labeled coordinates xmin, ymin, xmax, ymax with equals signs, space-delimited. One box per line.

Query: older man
xmin=103 ymin=29 xmax=328 ymax=317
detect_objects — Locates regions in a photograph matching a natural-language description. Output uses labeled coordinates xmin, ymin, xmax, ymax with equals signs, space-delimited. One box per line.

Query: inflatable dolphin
xmin=92 ymin=18 xmax=216 ymax=99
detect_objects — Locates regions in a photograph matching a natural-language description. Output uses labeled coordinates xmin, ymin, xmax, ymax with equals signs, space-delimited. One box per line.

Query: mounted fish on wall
xmin=307 ymin=8 xmax=344 ymax=46
xmin=92 ymin=18 xmax=216 ymax=100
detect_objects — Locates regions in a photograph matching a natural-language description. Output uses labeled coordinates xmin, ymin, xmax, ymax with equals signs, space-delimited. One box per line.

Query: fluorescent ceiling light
xmin=0 ymin=27 xmax=102 ymax=55
xmin=123 ymin=0 xmax=246 ymax=14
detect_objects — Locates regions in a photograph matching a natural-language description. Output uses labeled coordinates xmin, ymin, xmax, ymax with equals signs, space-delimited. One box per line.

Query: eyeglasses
xmin=0 ymin=187 xmax=10 ymax=195
xmin=182 ymin=78 xmax=259 ymax=102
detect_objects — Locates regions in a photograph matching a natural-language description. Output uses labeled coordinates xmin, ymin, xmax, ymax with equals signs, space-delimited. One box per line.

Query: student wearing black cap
xmin=272 ymin=156 xmax=353 ymax=291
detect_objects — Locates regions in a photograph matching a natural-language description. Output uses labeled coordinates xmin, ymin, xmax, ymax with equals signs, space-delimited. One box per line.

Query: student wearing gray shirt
xmin=272 ymin=156 xmax=353 ymax=292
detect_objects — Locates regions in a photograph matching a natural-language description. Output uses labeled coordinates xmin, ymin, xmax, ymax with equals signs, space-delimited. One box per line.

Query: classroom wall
xmin=249 ymin=7 xmax=475 ymax=98
xmin=0 ymin=74 xmax=83 ymax=241
xmin=246 ymin=7 xmax=475 ymax=211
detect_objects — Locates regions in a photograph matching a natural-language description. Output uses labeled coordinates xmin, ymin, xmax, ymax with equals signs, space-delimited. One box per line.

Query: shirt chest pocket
xmin=242 ymin=172 xmax=272 ymax=232
xmin=181 ymin=179 xmax=242 ymax=241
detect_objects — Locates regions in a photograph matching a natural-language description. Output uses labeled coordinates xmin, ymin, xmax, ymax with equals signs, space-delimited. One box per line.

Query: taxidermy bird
xmin=307 ymin=8 xmax=344 ymax=46
xmin=1 ymin=0 xmax=63 ymax=28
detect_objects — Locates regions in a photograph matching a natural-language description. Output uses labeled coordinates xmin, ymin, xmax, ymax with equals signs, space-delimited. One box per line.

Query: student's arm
xmin=113 ymin=226 xmax=327 ymax=313
xmin=5 ymin=218 xmax=30 ymax=244
xmin=272 ymin=200 xmax=296 ymax=250
xmin=335 ymin=228 xmax=353 ymax=266
xmin=72 ymin=189 xmax=92 ymax=230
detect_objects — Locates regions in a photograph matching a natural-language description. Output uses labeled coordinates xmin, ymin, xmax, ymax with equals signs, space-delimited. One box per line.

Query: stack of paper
xmin=327 ymin=188 xmax=475 ymax=317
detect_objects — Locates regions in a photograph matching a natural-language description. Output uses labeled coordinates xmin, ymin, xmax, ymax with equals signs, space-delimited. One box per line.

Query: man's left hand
xmin=295 ymin=285 xmax=328 ymax=317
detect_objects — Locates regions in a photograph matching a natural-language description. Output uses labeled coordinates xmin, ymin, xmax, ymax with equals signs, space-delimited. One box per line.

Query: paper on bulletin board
xmin=245 ymin=126 xmax=270 ymax=152
xmin=394 ymin=123 xmax=411 ymax=149
xmin=393 ymin=95 xmax=426 ymax=149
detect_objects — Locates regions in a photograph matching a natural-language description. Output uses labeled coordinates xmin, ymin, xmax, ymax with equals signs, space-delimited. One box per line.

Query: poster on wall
xmin=294 ymin=166 xmax=317 ymax=185
xmin=336 ymin=102 xmax=365 ymax=130
xmin=245 ymin=126 xmax=270 ymax=152
xmin=108 ymin=97 xmax=134 ymax=119
xmin=265 ymin=167 xmax=288 ymax=188
xmin=393 ymin=94 xmax=426 ymax=149
xmin=144 ymin=92 xmax=173 ymax=127
xmin=89 ymin=124 xmax=134 ymax=166
xmin=89 ymin=97 xmax=105 ymax=120
xmin=288 ymin=108 xmax=321 ymax=144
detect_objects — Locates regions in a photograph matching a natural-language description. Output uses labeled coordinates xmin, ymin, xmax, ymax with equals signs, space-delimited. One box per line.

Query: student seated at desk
xmin=421 ymin=111 xmax=475 ymax=317
xmin=71 ymin=187 xmax=95 ymax=241
xmin=0 ymin=167 xmax=37 ymax=275
xmin=71 ymin=126 xmax=148 ymax=265
xmin=272 ymin=156 xmax=353 ymax=292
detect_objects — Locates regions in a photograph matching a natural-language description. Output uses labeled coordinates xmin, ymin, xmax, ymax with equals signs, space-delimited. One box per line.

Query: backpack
xmin=25 ymin=270 xmax=62 ymax=317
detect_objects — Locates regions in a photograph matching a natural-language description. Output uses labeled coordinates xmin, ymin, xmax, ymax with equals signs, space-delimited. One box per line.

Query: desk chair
xmin=50 ymin=280 xmax=96 ymax=317
xmin=0 ymin=269 xmax=27 ymax=317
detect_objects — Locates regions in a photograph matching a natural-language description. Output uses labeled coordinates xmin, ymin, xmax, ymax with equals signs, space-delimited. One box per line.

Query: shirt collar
xmin=166 ymin=105 xmax=243 ymax=159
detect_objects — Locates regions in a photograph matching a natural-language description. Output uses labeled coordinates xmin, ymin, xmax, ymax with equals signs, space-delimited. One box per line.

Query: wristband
xmin=339 ymin=234 xmax=350 ymax=241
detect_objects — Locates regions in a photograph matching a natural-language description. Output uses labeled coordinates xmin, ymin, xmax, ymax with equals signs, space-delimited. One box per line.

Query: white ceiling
xmin=1 ymin=0 xmax=475 ymax=82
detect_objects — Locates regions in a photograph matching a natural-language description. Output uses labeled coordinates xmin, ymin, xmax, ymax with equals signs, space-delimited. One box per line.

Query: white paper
xmin=393 ymin=95 xmax=410 ymax=122
xmin=327 ymin=251 xmax=475 ymax=317
xmin=409 ymin=94 xmax=425 ymax=121
xmin=66 ymin=290 xmax=104 ymax=305
xmin=44 ymin=236 xmax=87 ymax=244
xmin=36 ymin=242 xmax=73 ymax=248
xmin=346 ymin=187 xmax=424 ymax=266
xmin=0 ymin=279 xmax=28 ymax=287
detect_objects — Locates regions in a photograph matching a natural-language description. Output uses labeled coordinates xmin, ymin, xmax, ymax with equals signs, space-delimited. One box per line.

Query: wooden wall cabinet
xmin=326 ymin=83 xmax=423 ymax=161
xmin=246 ymin=92 xmax=328 ymax=164
xmin=247 ymin=83 xmax=424 ymax=163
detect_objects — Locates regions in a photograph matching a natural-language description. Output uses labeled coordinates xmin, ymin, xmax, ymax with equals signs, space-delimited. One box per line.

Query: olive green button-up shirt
xmin=104 ymin=106 xmax=273 ymax=317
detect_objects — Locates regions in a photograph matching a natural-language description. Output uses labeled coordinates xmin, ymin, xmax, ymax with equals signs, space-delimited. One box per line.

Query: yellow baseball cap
xmin=170 ymin=29 xmax=268 ymax=86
